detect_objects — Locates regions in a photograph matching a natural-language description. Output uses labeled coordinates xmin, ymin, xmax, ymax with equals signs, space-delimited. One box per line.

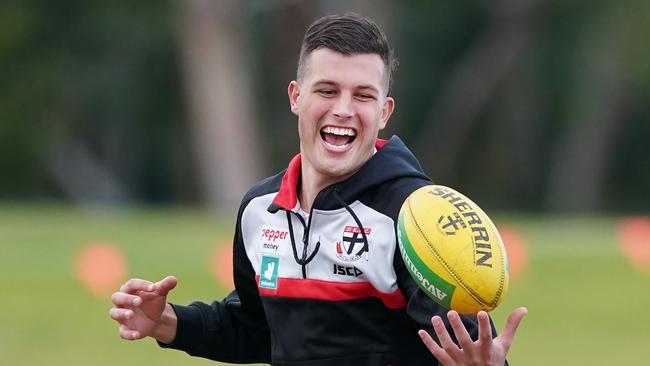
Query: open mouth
xmin=320 ymin=126 xmax=356 ymax=148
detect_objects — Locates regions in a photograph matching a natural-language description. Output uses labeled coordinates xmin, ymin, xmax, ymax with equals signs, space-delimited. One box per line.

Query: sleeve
xmin=158 ymin=200 xmax=272 ymax=364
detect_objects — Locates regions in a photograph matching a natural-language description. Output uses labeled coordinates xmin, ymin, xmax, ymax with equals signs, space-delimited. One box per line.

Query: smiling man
xmin=109 ymin=13 xmax=526 ymax=366
xmin=289 ymin=46 xmax=394 ymax=211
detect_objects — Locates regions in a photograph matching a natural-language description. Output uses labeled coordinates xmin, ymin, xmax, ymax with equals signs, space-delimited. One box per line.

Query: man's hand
xmin=109 ymin=276 xmax=179 ymax=343
xmin=419 ymin=307 xmax=527 ymax=366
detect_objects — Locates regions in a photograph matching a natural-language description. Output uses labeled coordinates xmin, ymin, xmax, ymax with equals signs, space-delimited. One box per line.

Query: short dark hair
xmin=297 ymin=13 xmax=396 ymax=95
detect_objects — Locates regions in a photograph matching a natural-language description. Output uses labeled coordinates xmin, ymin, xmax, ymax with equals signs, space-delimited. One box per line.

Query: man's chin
xmin=317 ymin=160 xmax=360 ymax=180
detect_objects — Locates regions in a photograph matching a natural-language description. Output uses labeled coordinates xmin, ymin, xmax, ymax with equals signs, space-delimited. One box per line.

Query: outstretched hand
xmin=419 ymin=307 xmax=527 ymax=366
xmin=109 ymin=276 xmax=178 ymax=342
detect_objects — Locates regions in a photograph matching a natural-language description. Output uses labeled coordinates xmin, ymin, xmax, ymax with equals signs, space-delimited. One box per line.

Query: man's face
xmin=288 ymin=47 xmax=395 ymax=184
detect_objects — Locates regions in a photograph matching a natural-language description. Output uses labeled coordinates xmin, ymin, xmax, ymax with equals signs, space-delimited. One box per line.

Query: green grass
xmin=1 ymin=205 xmax=649 ymax=365
xmin=490 ymin=215 xmax=650 ymax=365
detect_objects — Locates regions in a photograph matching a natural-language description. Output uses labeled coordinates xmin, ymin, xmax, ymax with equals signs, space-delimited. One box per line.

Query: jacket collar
xmin=268 ymin=139 xmax=389 ymax=212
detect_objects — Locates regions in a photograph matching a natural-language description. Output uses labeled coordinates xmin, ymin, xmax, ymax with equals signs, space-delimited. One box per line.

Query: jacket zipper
xmin=286 ymin=205 xmax=320 ymax=279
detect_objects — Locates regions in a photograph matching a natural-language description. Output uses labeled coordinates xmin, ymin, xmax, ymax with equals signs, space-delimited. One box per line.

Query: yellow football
xmin=397 ymin=185 xmax=509 ymax=314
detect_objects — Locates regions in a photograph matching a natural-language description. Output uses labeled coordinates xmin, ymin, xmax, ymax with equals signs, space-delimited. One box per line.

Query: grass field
xmin=1 ymin=205 xmax=648 ymax=365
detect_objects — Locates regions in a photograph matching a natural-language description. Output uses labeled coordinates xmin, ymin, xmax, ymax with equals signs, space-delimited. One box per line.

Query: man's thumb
xmin=155 ymin=275 xmax=178 ymax=296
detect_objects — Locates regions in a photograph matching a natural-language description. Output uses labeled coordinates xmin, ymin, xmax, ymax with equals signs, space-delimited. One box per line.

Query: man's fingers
xmin=109 ymin=307 xmax=134 ymax=322
xmin=119 ymin=278 xmax=156 ymax=294
xmin=111 ymin=292 xmax=142 ymax=307
xmin=119 ymin=325 xmax=142 ymax=341
xmin=431 ymin=315 xmax=463 ymax=360
xmin=447 ymin=311 xmax=474 ymax=351
xmin=499 ymin=307 xmax=528 ymax=351
xmin=477 ymin=311 xmax=493 ymax=346
xmin=418 ymin=330 xmax=456 ymax=366
xmin=154 ymin=275 xmax=178 ymax=296
xmin=476 ymin=310 xmax=495 ymax=359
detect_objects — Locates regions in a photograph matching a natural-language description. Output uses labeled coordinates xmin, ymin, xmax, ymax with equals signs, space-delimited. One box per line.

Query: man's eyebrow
xmin=312 ymin=80 xmax=379 ymax=93
xmin=312 ymin=80 xmax=338 ymax=87
xmin=356 ymin=85 xmax=379 ymax=93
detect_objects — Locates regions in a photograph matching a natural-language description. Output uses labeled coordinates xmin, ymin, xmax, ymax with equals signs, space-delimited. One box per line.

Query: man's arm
xmin=109 ymin=200 xmax=272 ymax=364
xmin=157 ymin=200 xmax=271 ymax=363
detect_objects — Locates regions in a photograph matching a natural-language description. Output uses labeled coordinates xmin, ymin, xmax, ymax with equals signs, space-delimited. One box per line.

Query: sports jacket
xmin=161 ymin=136 xmax=501 ymax=365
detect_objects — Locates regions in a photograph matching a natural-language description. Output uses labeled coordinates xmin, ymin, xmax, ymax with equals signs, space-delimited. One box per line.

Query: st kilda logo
xmin=437 ymin=212 xmax=467 ymax=236
xmin=336 ymin=225 xmax=371 ymax=261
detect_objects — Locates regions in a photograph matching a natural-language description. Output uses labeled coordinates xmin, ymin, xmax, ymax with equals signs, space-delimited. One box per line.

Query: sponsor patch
xmin=259 ymin=256 xmax=280 ymax=289
xmin=336 ymin=225 xmax=371 ymax=262
xmin=258 ymin=225 xmax=290 ymax=255
xmin=333 ymin=264 xmax=364 ymax=278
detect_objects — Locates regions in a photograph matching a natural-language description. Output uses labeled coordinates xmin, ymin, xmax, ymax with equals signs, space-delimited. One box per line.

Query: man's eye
xmin=318 ymin=89 xmax=336 ymax=96
xmin=356 ymin=94 xmax=374 ymax=100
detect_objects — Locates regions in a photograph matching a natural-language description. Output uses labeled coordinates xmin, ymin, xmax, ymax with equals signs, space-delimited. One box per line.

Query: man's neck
xmin=298 ymin=164 xmax=351 ymax=213
xmin=297 ymin=147 xmax=377 ymax=212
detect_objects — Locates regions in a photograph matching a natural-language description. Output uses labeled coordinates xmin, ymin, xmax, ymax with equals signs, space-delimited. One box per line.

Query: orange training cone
xmin=211 ymin=241 xmax=234 ymax=289
xmin=497 ymin=225 xmax=529 ymax=280
xmin=617 ymin=217 xmax=650 ymax=273
xmin=75 ymin=243 xmax=127 ymax=297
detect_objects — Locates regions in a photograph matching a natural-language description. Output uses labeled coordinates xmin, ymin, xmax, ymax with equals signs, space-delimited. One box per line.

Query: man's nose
xmin=332 ymin=94 xmax=353 ymax=120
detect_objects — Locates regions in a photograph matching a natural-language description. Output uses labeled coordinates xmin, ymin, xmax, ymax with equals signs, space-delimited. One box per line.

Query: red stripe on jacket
xmin=256 ymin=275 xmax=406 ymax=310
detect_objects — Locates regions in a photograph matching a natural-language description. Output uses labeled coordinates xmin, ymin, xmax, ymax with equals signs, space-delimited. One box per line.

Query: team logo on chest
xmin=336 ymin=225 xmax=371 ymax=262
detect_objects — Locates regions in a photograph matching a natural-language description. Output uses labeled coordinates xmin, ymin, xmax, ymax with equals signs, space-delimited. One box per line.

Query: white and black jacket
xmin=161 ymin=136 xmax=503 ymax=366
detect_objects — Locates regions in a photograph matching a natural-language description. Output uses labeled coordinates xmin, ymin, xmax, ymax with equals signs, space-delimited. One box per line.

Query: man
xmin=109 ymin=13 xmax=526 ymax=366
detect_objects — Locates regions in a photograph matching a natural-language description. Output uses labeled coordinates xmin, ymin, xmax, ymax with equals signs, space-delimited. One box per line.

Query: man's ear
xmin=379 ymin=96 xmax=395 ymax=130
xmin=288 ymin=81 xmax=300 ymax=116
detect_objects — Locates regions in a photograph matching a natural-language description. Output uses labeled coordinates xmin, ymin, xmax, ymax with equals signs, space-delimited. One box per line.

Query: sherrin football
xmin=397 ymin=185 xmax=509 ymax=314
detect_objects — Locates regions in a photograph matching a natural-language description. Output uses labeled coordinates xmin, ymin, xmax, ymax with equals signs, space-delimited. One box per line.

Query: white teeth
xmin=322 ymin=126 xmax=356 ymax=136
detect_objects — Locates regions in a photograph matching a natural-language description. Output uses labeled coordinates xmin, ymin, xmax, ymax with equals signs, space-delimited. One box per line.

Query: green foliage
xmin=491 ymin=215 xmax=650 ymax=364
xmin=1 ymin=1 xmax=649 ymax=210
xmin=0 ymin=1 xmax=184 ymax=201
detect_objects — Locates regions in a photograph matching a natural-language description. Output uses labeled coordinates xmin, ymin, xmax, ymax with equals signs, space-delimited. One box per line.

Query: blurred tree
xmin=413 ymin=0 xmax=543 ymax=186
xmin=247 ymin=0 xmax=311 ymax=176
xmin=390 ymin=0 xmax=650 ymax=211
xmin=1 ymin=0 xmax=649 ymax=211
xmin=597 ymin=0 xmax=650 ymax=211
xmin=545 ymin=1 xmax=628 ymax=211
xmin=0 ymin=1 xmax=186 ymax=203
xmin=175 ymin=0 xmax=263 ymax=210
